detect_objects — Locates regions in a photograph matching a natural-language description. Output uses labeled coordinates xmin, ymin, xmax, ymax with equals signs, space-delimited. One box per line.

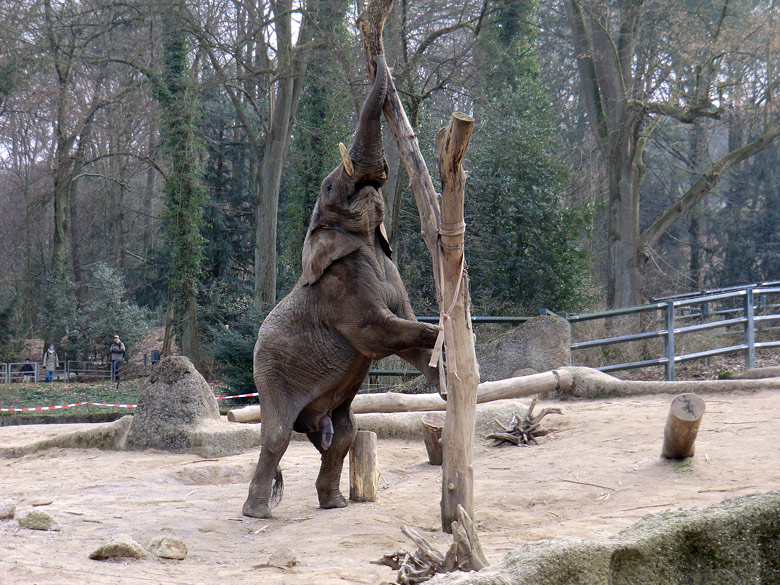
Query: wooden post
xmin=350 ymin=430 xmax=380 ymax=502
xmin=661 ymin=393 xmax=705 ymax=459
xmin=357 ymin=0 xmax=477 ymax=533
xmin=436 ymin=113 xmax=477 ymax=532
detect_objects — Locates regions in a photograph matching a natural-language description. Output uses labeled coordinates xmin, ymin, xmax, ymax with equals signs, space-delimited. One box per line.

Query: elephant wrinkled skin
xmin=242 ymin=56 xmax=439 ymax=519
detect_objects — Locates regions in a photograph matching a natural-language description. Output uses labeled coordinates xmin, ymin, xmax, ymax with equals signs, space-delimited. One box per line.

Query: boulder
xmin=0 ymin=498 xmax=16 ymax=520
xmin=18 ymin=510 xmax=59 ymax=531
xmin=89 ymin=535 xmax=147 ymax=560
xmin=116 ymin=356 xmax=262 ymax=457
xmin=476 ymin=315 xmax=571 ymax=381
xmin=426 ymin=492 xmax=780 ymax=584
xmin=395 ymin=315 xmax=571 ymax=394
xmin=147 ymin=535 xmax=188 ymax=560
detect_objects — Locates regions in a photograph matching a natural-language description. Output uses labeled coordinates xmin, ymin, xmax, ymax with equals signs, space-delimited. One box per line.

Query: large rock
xmin=476 ymin=315 xmax=571 ymax=381
xmin=147 ymin=535 xmax=188 ymax=560
xmin=116 ymin=356 xmax=262 ymax=457
xmin=395 ymin=315 xmax=571 ymax=394
xmin=427 ymin=491 xmax=780 ymax=584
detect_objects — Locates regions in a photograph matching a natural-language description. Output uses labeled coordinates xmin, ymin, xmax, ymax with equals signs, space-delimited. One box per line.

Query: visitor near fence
xmin=19 ymin=358 xmax=34 ymax=383
xmin=110 ymin=335 xmax=126 ymax=382
xmin=43 ymin=345 xmax=58 ymax=383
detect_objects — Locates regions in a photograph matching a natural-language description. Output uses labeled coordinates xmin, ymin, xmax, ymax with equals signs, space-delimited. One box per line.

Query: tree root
xmin=372 ymin=505 xmax=488 ymax=584
xmin=486 ymin=396 xmax=562 ymax=446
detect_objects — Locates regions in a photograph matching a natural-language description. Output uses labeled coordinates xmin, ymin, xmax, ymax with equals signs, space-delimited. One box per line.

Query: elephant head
xmin=301 ymin=55 xmax=391 ymax=285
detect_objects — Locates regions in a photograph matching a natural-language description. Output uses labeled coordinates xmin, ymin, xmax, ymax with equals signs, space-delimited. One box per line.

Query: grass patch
xmin=0 ymin=380 xmax=143 ymax=421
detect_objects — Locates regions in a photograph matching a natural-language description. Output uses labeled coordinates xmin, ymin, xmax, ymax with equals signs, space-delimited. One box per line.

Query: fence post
xmin=744 ymin=288 xmax=756 ymax=371
xmin=664 ymin=301 xmax=676 ymax=381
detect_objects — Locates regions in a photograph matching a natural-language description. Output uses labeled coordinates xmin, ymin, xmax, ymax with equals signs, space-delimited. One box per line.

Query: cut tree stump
xmin=350 ymin=430 xmax=379 ymax=502
xmin=661 ymin=393 xmax=705 ymax=459
xmin=421 ymin=413 xmax=445 ymax=465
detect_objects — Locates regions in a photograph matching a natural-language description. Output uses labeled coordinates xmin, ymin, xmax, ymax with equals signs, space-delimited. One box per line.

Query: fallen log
xmin=562 ymin=366 xmax=780 ymax=398
xmin=227 ymin=369 xmax=572 ymax=423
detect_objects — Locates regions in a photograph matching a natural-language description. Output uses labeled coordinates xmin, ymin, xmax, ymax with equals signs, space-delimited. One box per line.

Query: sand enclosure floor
xmin=1 ymin=389 xmax=779 ymax=585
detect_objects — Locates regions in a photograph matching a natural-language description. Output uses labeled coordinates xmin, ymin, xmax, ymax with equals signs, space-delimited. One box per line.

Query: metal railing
xmin=569 ymin=285 xmax=780 ymax=380
xmin=0 ymin=356 xmax=159 ymax=384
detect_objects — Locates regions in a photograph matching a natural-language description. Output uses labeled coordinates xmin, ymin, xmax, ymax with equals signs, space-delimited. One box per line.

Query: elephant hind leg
xmin=243 ymin=415 xmax=293 ymax=518
xmin=307 ymin=404 xmax=356 ymax=509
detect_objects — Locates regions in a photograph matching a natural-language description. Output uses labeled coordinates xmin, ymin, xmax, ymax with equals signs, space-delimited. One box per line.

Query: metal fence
xmin=568 ymin=283 xmax=780 ymax=380
xmin=0 ymin=357 xmax=157 ymax=384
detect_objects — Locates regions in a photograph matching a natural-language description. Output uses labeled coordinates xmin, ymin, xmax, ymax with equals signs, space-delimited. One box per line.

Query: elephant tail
xmin=270 ymin=466 xmax=284 ymax=506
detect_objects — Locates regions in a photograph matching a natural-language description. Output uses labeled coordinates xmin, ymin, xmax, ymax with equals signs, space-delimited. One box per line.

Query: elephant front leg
xmin=307 ymin=405 xmax=357 ymax=509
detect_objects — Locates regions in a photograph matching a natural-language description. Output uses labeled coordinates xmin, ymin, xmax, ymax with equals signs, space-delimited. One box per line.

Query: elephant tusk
xmin=339 ymin=142 xmax=355 ymax=176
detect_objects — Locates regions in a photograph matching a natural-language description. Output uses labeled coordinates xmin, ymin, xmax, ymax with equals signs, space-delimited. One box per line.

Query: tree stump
xmin=662 ymin=393 xmax=705 ymax=459
xmin=350 ymin=430 xmax=379 ymax=502
xmin=422 ymin=413 xmax=445 ymax=465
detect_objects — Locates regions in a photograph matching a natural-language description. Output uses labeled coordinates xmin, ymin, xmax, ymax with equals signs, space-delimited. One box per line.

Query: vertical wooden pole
xmin=357 ymin=0 xmax=477 ymax=533
xmin=436 ymin=113 xmax=477 ymax=532
xmin=349 ymin=430 xmax=380 ymax=502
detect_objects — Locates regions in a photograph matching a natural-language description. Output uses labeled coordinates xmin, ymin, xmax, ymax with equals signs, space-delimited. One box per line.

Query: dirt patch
xmin=1 ymin=389 xmax=779 ymax=584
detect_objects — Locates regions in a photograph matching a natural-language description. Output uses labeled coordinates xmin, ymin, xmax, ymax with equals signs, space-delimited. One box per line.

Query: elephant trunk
xmin=345 ymin=55 xmax=389 ymax=184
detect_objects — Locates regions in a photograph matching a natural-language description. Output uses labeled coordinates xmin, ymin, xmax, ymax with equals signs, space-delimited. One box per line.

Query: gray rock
xmin=89 ymin=534 xmax=147 ymax=560
xmin=123 ymin=356 xmax=220 ymax=451
xmin=18 ymin=509 xmax=59 ymax=531
xmin=117 ymin=356 xmax=262 ymax=457
xmin=476 ymin=316 xmax=571 ymax=382
xmin=147 ymin=535 xmax=188 ymax=560
xmin=0 ymin=498 xmax=16 ymax=519
xmin=395 ymin=315 xmax=571 ymax=394
xmin=426 ymin=492 xmax=780 ymax=584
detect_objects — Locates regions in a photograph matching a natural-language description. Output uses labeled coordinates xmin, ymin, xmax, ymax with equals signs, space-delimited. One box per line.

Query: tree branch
xmin=639 ymin=124 xmax=780 ymax=255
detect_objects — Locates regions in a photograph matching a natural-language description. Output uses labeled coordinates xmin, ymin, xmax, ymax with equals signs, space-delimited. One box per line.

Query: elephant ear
xmin=301 ymin=226 xmax=362 ymax=285
xmin=376 ymin=223 xmax=392 ymax=259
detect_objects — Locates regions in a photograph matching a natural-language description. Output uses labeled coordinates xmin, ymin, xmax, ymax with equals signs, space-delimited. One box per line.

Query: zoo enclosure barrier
xmin=0 ymin=351 xmax=162 ymax=384
xmin=366 ymin=281 xmax=780 ymax=386
xmin=567 ymin=281 xmax=780 ymax=381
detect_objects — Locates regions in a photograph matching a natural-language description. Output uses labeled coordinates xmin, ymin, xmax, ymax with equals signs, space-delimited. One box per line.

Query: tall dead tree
xmin=357 ymin=0 xmax=478 ymax=533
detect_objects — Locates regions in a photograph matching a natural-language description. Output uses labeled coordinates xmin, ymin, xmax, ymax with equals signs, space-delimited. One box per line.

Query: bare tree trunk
xmin=252 ymin=0 xmax=318 ymax=310
xmin=436 ymin=113 xmax=477 ymax=532
xmin=69 ymin=176 xmax=83 ymax=303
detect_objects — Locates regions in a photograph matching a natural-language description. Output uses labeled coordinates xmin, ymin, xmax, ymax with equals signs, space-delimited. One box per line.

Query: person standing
xmin=43 ymin=345 xmax=58 ymax=383
xmin=110 ymin=335 xmax=126 ymax=382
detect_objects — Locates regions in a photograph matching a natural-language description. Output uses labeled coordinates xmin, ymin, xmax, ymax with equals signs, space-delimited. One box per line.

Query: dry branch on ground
xmin=373 ymin=505 xmax=488 ymax=584
xmin=486 ymin=396 xmax=563 ymax=446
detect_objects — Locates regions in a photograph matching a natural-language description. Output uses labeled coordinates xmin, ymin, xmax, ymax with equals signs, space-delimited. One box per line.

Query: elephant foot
xmin=242 ymin=498 xmax=272 ymax=519
xmin=318 ymin=492 xmax=348 ymax=510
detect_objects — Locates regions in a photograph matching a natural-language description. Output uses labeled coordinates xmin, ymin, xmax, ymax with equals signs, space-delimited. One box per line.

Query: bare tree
xmin=563 ymin=0 xmax=779 ymax=307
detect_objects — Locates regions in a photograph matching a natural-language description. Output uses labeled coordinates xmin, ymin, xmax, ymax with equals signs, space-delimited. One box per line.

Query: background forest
xmin=0 ymin=0 xmax=778 ymax=383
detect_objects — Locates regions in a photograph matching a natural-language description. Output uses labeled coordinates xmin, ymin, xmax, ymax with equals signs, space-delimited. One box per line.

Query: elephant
xmin=242 ymin=55 xmax=440 ymax=519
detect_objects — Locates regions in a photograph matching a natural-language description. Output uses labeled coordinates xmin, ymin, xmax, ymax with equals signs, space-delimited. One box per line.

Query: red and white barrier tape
xmin=1 ymin=392 xmax=259 ymax=412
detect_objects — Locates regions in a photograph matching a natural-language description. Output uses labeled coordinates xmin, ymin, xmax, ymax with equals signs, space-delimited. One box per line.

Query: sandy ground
xmin=1 ymin=389 xmax=779 ymax=585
